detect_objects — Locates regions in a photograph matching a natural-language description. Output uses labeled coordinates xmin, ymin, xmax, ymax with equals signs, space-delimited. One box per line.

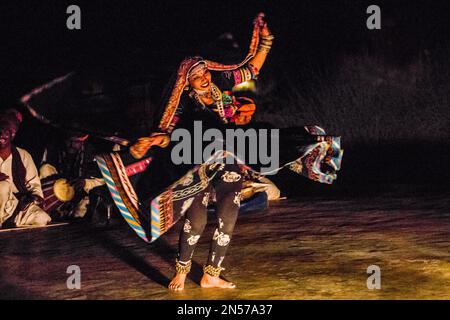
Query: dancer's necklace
xmin=193 ymin=83 xmax=227 ymax=123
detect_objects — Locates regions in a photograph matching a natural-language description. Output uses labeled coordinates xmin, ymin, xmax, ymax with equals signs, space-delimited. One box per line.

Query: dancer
xmin=94 ymin=13 xmax=342 ymax=292
xmin=126 ymin=13 xmax=273 ymax=291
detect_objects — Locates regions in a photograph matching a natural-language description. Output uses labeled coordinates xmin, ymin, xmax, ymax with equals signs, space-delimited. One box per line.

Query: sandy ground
xmin=0 ymin=191 xmax=449 ymax=300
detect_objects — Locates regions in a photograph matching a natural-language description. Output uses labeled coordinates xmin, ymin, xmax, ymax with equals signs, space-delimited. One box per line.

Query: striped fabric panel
xmin=96 ymin=156 xmax=149 ymax=242
xmin=150 ymin=196 xmax=162 ymax=240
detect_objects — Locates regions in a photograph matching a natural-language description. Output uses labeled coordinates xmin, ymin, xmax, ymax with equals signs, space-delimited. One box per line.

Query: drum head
xmin=53 ymin=178 xmax=75 ymax=202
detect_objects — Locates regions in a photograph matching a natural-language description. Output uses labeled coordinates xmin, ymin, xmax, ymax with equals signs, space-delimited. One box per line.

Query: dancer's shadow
xmin=87 ymin=219 xmax=216 ymax=288
xmin=86 ymin=223 xmax=171 ymax=287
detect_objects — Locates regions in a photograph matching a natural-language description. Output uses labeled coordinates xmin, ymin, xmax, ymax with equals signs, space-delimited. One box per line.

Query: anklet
xmin=175 ymin=259 xmax=192 ymax=274
xmin=203 ymin=264 xmax=224 ymax=277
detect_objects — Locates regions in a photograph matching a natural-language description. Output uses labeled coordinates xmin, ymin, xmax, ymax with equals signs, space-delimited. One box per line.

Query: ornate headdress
xmin=158 ymin=13 xmax=265 ymax=133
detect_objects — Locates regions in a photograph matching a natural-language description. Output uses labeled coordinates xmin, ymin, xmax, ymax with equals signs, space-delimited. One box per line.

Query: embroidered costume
xmin=94 ymin=14 xmax=343 ymax=281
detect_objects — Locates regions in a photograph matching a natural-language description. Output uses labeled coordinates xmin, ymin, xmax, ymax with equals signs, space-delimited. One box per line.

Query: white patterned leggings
xmin=177 ymin=163 xmax=242 ymax=270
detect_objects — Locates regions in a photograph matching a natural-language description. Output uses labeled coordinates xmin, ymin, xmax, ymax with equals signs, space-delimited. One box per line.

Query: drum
xmin=41 ymin=176 xmax=75 ymax=213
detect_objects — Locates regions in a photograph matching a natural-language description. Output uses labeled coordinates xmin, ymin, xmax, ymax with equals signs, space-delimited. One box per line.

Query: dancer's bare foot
xmin=200 ymin=273 xmax=236 ymax=289
xmin=168 ymin=273 xmax=187 ymax=291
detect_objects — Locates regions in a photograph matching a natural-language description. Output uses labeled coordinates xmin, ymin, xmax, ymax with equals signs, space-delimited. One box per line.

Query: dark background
xmin=1 ymin=0 xmax=449 ymax=194
xmin=1 ymin=0 xmax=449 ymax=102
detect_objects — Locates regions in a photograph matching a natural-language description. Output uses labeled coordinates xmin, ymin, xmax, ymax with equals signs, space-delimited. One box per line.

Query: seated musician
xmin=39 ymin=132 xmax=105 ymax=219
xmin=0 ymin=110 xmax=51 ymax=228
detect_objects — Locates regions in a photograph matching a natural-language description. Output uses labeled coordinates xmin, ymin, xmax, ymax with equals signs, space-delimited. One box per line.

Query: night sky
xmin=1 ymin=0 xmax=449 ymax=106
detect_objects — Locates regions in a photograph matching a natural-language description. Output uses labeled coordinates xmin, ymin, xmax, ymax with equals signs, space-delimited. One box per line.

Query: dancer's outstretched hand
xmin=254 ymin=13 xmax=271 ymax=37
xmin=254 ymin=12 xmax=265 ymax=28
xmin=130 ymin=133 xmax=170 ymax=159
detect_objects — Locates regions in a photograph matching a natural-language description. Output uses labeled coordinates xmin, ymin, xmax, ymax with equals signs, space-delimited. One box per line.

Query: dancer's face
xmin=188 ymin=66 xmax=212 ymax=92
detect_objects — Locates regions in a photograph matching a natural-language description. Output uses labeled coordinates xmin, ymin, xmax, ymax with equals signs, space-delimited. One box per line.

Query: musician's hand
xmin=0 ymin=173 xmax=9 ymax=182
xmin=72 ymin=179 xmax=86 ymax=193
xmin=32 ymin=195 xmax=44 ymax=208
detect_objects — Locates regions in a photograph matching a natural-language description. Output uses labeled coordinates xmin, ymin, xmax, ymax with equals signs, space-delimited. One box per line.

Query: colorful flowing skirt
xmin=95 ymin=125 xmax=343 ymax=243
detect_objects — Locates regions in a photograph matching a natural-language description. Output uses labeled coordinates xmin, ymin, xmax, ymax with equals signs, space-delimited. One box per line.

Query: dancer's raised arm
xmin=247 ymin=14 xmax=274 ymax=75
